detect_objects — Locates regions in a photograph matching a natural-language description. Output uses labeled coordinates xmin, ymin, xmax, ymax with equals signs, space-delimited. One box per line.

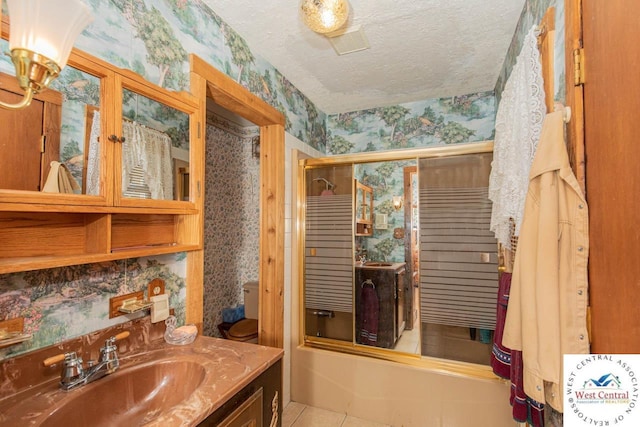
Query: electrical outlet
xmin=109 ymin=291 xmax=145 ymax=319
xmin=147 ymin=278 xmax=165 ymax=298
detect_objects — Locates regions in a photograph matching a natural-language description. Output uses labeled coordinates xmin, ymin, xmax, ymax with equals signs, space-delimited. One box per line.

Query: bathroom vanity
xmin=0 ymin=318 xmax=283 ymax=427
xmin=355 ymin=262 xmax=406 ymax=349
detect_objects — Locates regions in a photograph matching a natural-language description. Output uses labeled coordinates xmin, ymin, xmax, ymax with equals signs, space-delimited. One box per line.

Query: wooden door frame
xmin=565 ymin=0 xmax=586 ymax=193
xmin=188 ymin=54 xmax=286 ymax=348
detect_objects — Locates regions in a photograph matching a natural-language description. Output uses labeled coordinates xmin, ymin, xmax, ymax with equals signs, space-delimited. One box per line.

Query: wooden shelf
xmin=355 ymin=180 xmax=374 ymax=236
xmin=0 ymin=202 xmax=198 ymax=215
xmin=0 ymin=243 xmax=200 ymax=275
xmin=0 ymin=210 xmax=201 ymax=274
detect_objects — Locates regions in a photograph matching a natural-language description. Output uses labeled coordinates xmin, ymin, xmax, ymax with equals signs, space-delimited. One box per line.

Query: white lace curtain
xmin=121 ymin=120 xmax=173 ymax=200
xmin=488 ymin=25 xmax=546 ymax=249
xmin=86 ymin=111 xmax=174 ymax=200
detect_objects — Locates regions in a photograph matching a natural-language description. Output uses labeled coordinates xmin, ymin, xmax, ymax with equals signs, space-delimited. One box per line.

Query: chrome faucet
xmin=45 ymin=331 xmax=129 ymax=391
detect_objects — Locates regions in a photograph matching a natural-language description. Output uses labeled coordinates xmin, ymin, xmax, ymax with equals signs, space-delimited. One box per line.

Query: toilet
xmin=227 ymin=281 xmax=259 ymax=343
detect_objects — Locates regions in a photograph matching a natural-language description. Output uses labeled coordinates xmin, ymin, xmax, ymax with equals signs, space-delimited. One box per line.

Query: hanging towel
xmin=359 ymin=280 xmax=379 ymax=345
xmin=491 ymin=272 xmax=544 ymax=427
xmin=42 ymin=161 xmax=81 ymax=194
xmin=489 ymin=25 xmax=546 ymax=249
xmin=491 ymin=272 xmax=512 ymax=379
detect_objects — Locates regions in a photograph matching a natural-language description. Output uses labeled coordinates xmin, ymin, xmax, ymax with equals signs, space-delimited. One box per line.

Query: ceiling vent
xmin=326 ymin=26 xmax=370 ymax=56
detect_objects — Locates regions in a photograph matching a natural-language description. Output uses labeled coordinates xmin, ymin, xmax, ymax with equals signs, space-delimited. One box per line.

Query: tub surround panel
xmin=291 ymin=347 xmax=512 ymax=427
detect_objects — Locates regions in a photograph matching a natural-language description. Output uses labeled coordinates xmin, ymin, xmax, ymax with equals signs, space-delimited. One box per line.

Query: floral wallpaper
xmin=0 ymin=254 xmax=186 ymax=360
xmin=202 ymin=120 xmax=260 ymax=337
xmin=494 ymin=0 xmax=566 ymax=103
xmin=327 ymin=91 xmax=496 ymax=155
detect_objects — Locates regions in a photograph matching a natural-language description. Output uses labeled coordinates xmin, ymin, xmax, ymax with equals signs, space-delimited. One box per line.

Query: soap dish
xmin=164 ymin=316 xmax=197 ymax=345
xmin=0 ymin=332 xmax=32 ymax=349
xmin=118 ymin=298 xmax=152 ymax=314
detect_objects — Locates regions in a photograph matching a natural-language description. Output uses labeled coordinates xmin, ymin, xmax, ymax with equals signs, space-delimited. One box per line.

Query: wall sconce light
xmin=252 ymin=136 xmax=260 ymax=159
xmin=0 ymin=0 xmax=93 ymax=110
xmin=300 ymin=0 xmax=349 ymax=34
xmin=392 ymin=196 xmax=404 ymax=211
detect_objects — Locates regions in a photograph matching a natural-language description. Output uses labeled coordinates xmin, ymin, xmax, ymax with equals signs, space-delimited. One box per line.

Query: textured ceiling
xmin=203 ymin=0 xmax=526 ymax=114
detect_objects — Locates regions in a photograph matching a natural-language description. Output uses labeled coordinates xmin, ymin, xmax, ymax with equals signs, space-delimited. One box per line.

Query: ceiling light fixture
xmin=0 ymin=0 xmax=93 ymax=110
xmin=300 ymin=0 xmax=349 ymax=34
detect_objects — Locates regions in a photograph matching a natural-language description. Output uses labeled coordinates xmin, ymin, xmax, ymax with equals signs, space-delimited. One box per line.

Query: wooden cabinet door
xmin=0 ymin=90 xmax=45 ymax=191
xmin=583 ymin=0 xmax=640 ymax=352
xmin=0 ymin=73 xmax=62 ymax=192
xmin=218 ymin=388 xmax=263 ymax=427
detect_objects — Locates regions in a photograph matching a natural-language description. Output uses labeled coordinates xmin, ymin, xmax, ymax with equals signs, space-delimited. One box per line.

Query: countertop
xmin=0 ymin=336 xmax=283 ymax=426
xmin=355 ymin=261 xmax=406 ymax=271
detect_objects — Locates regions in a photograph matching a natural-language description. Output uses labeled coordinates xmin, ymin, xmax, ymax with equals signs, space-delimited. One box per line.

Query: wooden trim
xmin=295 ymin=151 xmax=310 ymax=347
xmin=565 ymin=0 xmax=586 ymax=193
xmin=0 ymin=243 xmax=200 ymax=275
xmin=0 ymin=72 xmax=63 ymax=105
xmin=538 ymin=7 xmax=556 ymax=113
xmin=259 ymin=124 xmax=285 ymax=348
xmin=303 ymin=141 xmax=494 ymax=168
xmin=190 ymin=55 xmax=285 ymax=127
xmin=185 ymin=69 xmax=208 ymax=333
xmin=189 ymin=54 xmax=285 ymax=348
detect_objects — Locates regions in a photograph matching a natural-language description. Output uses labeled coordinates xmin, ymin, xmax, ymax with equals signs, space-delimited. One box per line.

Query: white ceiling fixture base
xmin=326 ymin=26 xmax=370 ymax=56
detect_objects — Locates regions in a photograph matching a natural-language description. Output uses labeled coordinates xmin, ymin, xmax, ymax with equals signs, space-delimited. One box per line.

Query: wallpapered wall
xmin=203 ymin=118 xmax=260 ymax=337
xmin=0 ymin=0 xmax=326 ymax=150
xmin=0 ymin=254 xmax=187 ymax=360
xmin=0 ymin=0 xmax=318 ymax=358
xmin=354 ymin=160 xmax=416 ymax=263
xmin=327 ymin=91 xmax=496 ymax=155
xmin=494 ymin=0 xmax=564 ymax=103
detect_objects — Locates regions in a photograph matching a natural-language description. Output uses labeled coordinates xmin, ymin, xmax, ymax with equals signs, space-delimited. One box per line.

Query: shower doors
xmin=300 ymin=142 xmax=497 ymax=368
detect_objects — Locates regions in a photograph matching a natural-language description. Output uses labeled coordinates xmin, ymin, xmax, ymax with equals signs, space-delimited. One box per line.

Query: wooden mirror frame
xmin=189 ymin=54 xmax=285 ymax=348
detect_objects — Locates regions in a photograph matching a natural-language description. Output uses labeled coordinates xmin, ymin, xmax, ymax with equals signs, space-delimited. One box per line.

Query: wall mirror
xmin=0 ymin=37 xmax=103 ymax=197
xmin=117 ymin=88 xmax=189 ymax=201
xmin=301 ymin=142 xmax=499 ymax=367
xmin=0 ymin=35 xmax=194 ymax=206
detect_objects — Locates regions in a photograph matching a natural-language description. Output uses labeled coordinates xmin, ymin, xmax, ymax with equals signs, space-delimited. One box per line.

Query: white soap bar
xmin=150 ymin=293 xmax=170 ymax=323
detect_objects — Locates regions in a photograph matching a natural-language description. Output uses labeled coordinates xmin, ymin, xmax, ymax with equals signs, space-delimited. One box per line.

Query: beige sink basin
xmin=1 ymin=336 xmax=283 ymax=427
xmin=40 ymin=359 xmax=206 ymax=427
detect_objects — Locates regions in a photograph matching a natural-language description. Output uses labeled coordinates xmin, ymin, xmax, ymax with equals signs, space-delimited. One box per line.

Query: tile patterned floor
xmin=283 ymin=402 xmax=391 ymax=427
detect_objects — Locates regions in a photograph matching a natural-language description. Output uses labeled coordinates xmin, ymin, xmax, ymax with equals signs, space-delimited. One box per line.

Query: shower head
xmin=312 ymin=177 xmax=335 ymax=190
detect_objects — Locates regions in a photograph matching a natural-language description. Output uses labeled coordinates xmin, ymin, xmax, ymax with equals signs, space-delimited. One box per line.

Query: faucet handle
xmin=60 ymin=352 xmax=85 ymax=387
xmin=100 ymin=330 xmax=130 ymax=354
xmin=99 ymin=330 xmax=129 ymax=372
xmin=112 ymin=330 xmax=130 ymax=342
xmin=43 ymin=353 xmax=67 ymax=367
